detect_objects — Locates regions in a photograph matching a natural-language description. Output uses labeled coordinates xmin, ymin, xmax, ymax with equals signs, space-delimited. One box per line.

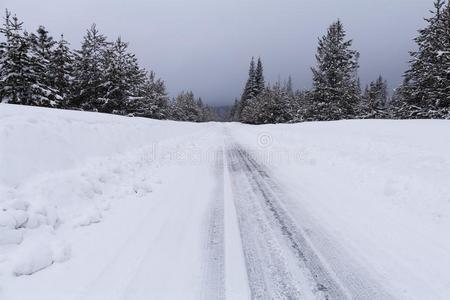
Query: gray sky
xmin=0 ymin=0 xmax=432 ymax=106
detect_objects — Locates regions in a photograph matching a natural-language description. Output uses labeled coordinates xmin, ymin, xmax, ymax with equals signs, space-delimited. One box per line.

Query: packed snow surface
xmin=1 ymin=104 xmax=450 ymax=299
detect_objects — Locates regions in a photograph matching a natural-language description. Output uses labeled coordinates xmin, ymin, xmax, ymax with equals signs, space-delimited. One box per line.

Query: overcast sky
xmin=0 ymin=0 xmax=432 ymax=106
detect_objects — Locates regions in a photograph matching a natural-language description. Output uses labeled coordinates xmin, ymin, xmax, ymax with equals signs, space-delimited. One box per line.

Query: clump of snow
xmin=74 ymin=207 xmax=103 ymax=227
xmin=0 ymin=229 xmax=24 ymax=246
xmin=12 ymin=228 xmax=55 ymax=276
xmin=9 ymin=210 xmax=29 ymax=229
xmin=10 ymin=227 xmax=71 ymax=276
xmin=9 ymin=200 xmax=30 ymax=211
xmin=0 ymin=211 xmax=17 ymax=229
xmin=51 ymin=240 xmax=72 ymax=263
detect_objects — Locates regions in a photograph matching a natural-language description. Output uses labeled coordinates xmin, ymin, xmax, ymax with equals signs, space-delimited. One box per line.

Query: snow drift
xmin=0 ymin=104 xmax=204 ymax=277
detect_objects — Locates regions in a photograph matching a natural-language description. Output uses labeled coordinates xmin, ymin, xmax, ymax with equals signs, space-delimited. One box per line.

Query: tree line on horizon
xmin=1 ymin=0 xmax=449 ymax=124
xmin=0 ymin=10 xmax=216 ymax=122
xmin=232 ymin=0 xmax=450 ymax=124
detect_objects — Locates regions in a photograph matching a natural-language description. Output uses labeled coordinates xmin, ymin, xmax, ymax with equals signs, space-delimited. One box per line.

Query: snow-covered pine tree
xmin=28 ymin=25 xmax=62 ymax=107
xmin=239 ymin=98 xmax=258 ymax=124
xmin=441 ymin=2 xmax=450 ymax=114
xmin=389 ymin=77 xmax=410 ymax=118
xmin=255 ymin=57 xmax=265 ymax=97
xmin=360 ymin=75 xmax=388 ymax=118
xmin=0 ymin=11 xmax=10 ymax=102
xmin=100 ymin=37 xmax=146 ymax=114
xmin=196 ymin=97 xmax=205 ymax=121
xmin=243 ymin=57 xmax=257 ymax=101
xmin=0 ymin=10 xmax=35 ymax=105
xmin=291 ymin=90 xmax=311 ymax=122
xmin=399 ymin=0 xmax=450 ymax=119
xmin=356 ymin=77 xmax=362 ymax=100
xmin=241 ymin=84 xmax=292 ymax=124
xmin=310 ymin=20 xmax=360 ymax=121
xmin=0 ymin=22 xmax=4 ymax=62
xmin=71 ymin=24 xmax=109 ymax=111
xmin=171 ymin=91 xmax=203 ymax=122
xmin=200 ymin=104 xmax=216 ymax=122
xmin=128 ymin=71 xmax=169 ymax=119
xmin=195 ymin=97 xmax=217 ymax=121
xmin=49 ymin=35 xmax=74 ymax=107
xmin=197 ymin=97 xmax=204 ymax=109
xmin=236 ymin=57 xmax=257 ymax=120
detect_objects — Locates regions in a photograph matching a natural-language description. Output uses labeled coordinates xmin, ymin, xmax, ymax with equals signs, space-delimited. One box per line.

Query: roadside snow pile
xmin=0 ymin=181 xmax=71 ymax=276
xmin=0 ymin=104 xmax=202 ymax=277
xmin=10 ymin=226 xmax=71 ymax=276
xmin=0 ymin=149 xmax=154 ymax=276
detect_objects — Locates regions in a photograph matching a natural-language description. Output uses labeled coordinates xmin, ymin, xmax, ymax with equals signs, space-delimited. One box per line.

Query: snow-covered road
xmin=2 ymin=105 xmax=450 ymax=299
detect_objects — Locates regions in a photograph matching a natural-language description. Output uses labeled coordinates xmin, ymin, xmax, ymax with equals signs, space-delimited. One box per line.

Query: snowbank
xmin=0 ymin=104 xmax=202 ymax=187
xmin=0 ymin=104 xmax=205 ymax=278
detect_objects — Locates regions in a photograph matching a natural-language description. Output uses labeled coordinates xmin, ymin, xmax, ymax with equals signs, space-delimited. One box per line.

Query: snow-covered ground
xmin=1 ymin=104 xmax=450 ymax=299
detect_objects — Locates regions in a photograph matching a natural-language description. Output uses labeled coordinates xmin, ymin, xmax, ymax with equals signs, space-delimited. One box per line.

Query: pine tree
xmin=197 ymin=97 xmax=204 ymax=108
xmin=28 ymin=25 xmax=62 ymax=106
xmin=199 ymin=101 xmax=217 ymax=122
xmin=128 ymin=71 xmax=169 ymax=119
xmin=255 ymin=57 xmax=265 ymax=96
xmin=72 ymin=24 xmax=109 ymax=110
xmin=171 ymin=91 xmax=203 ymax=122
xmin=242 ymin=57 xmax=256 ymax=101
xmin=196 ymin=97 xmax=205 ymax=121
xmin=236 ymin=57 xmax=257 ymax=119
xmin=310 ymin=20 xmax=360 ymax=120
xmin=399 ymin=0 xmax=450 ymax=118
xmin=0 ymin=10 xmax=35 ymax=105
xmin=201 ymin=106 xmax=217 ymax=122
xmin=240 ymin=98 xmax=257 ymax=124
xmin=0 ymin=22 xmax=4 ymax=61
xmin=101 ymin=37 xmax=146 ymax=114
xmin=49 ymin=35 xmax=74 ymax=107
xmin=291 ymin=90 xmax=310 ymax=122
xmin=356 ymin=78 xmax=362 ymax=98
xmin=241 ymin=84 xmax=292 ymax=124
xmin=361 ymin=75 xmax=388 ymax=118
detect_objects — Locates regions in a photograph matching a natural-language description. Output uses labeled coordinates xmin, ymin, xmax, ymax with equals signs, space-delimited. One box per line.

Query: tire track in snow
xmin=226 ymin=143 xmax=392 ymax=299
xmin=240 ymin=147 xmax=394 ymax=300
xmin=201 ymin=148 xmax=225 ymax=300
xmin=230 ymin=146 xmax=347 ymax=299
xmin=227 ymin=146 xmax=317 ymax=299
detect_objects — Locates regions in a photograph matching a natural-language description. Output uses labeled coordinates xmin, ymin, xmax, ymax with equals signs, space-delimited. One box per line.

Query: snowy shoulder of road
xmin=227 ymin=120 xmax=450 ymax=300
xmin=0 ymin=104 xmax=225 ymax=299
